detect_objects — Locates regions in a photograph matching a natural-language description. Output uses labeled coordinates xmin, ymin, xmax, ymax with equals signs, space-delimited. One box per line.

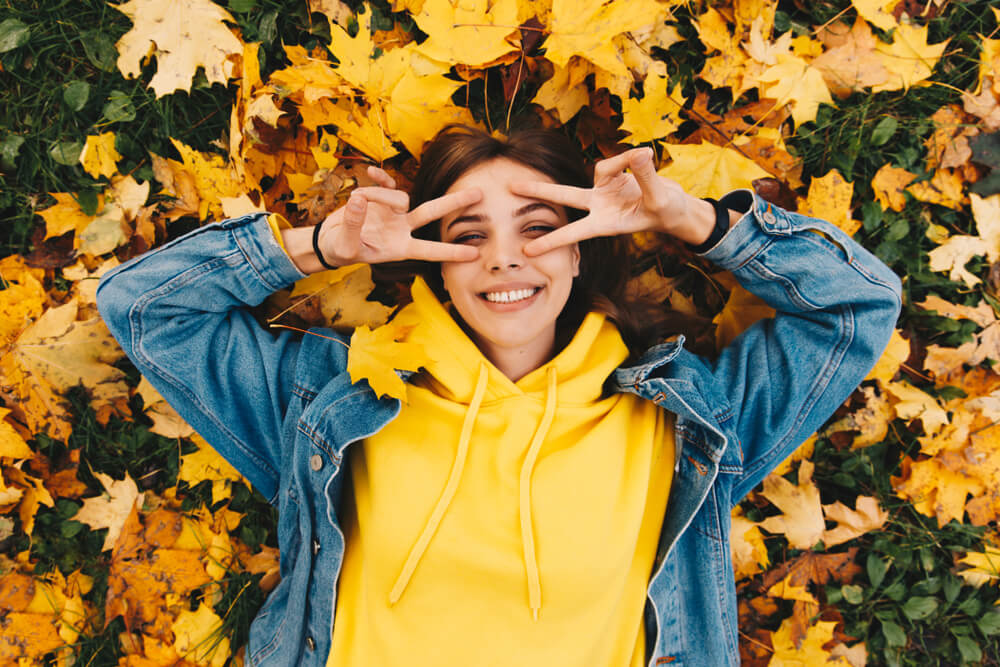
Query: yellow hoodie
xmin=328 ymin=278 xmax=674 ymax=666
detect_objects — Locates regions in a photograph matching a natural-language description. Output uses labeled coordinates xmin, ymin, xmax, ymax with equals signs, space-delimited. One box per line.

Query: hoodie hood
xmin=384 ymin=277 xmax=630 ymax=618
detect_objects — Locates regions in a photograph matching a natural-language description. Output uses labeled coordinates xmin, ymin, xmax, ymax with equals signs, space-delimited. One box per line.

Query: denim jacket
xmin=96 ymin=190 xmax=901 ymax=667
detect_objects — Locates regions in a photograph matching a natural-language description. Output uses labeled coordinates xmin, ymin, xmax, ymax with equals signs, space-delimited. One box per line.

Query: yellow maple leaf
xmin=292 ymin=264 xmax=394 ymax=329
xmin=532 ymin=58 xmax=592 ymax=124
xmin=695 ymin=6 xmax=737 ymax=54
xmin=821 ymin=496 xmax=888 ymax=547
xmin=893 ymin=456 xmax=983 ymax=527
xmin=759 ymin=460 xmax=825 ymax=550
xmin=347 ymin=323 xmax=427 ymax=400
xmin=771 ymin=618 xmax=850 ymax=666
xmin=543 ymin=0 xmax=666 ymax=80
xmin=812 ymin=18 xmax=891 ymax=97
xmin=79 ymin=132 xmax=121 ymax=179
xmin=78 ymin=201 xmax=130 ymax=257
xmin=767 ymin=570 xmax=819 ymax=604
xmin=386 ymin=65 xmax=475 ymax=156
xmin=928 ymin=234 xmax=989 ymax=287
xmin=170 ymin=139 xmax=243 ymax=220
xmin=134 ymin=376 xmax=194 ymax=439
xmin=114 ymin=0 xmax=243 ymax=98
xmin=827 ymin=384 xmax=891 ymax=448
xmin=731 ymin=508 xmax=769 ymax=580
xmin=311 ymin=99 xmax=399 ymax=161
xmin=871 ymin=163 xmax=916 ymax=212
xmin=0 ymin=255 xmax=46 ymax=349
xmin=885 ymin=380 xmax=949 ymax=436
xmin=110 ymin=174 xmax=150 ymax=220
xmin=0 ymin=298 xmax=128 ymax=443
xmin=270 ymin=46 xmax=353 ymax=104
xmin=798 ymin=169 xmax=857 ymax=235
xmin=0 ymin=407 xmax=33 ymax=459
xmin=851 ymin=0 xmax=899 ymax=31
xmin=37 ymin=192 xmax=97 ymax=240
xmin=179 ymin=434 xmax=244 ymax=506
xmin=71 ymin=471 xmax=143 ymax=551
xmin=873 ymin=22 xmax=949 ymax=93
xmin=970 ymin=193 xmax=1000 ymax=262
xmin=171 ymin=602 xmax=230 ymax=667
xmin=757 ymin=53 xmax=834 ymax=127
xmin=658 ymin=142 xmax=769 ymax=199
xmin=413 ymin=0 xmax=520 ymax=67
xmin=619 ymin=62 xmax=686 ymax=145
xmin=712 ymin=282 xmax=776 ymax=350
xmin=865 ymin=328 xmax=910 ymax=384
xmin=957 ymin=539 xmax=1000 ymax=587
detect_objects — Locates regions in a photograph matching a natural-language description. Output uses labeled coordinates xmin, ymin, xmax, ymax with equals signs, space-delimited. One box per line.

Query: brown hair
xmin=392 ymin=124 xmax=670 ymax=359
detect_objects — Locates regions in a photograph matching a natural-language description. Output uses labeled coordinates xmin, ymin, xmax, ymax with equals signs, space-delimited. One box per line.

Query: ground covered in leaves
xmin=2 ymin=0 xmax=1000 ymax=665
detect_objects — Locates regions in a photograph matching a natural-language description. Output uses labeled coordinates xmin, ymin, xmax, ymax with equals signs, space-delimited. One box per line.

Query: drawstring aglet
xmin=532 ymin=607 xmax=539 ymax=621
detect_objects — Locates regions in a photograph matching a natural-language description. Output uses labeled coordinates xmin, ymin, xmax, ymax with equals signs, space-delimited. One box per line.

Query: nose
xmin=484 ymin=236 xmax=524 ymax=272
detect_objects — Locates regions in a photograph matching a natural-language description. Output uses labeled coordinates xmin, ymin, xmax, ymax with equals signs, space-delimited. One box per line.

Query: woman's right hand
xmin=316 ymin=166 xmax=482 ymax=267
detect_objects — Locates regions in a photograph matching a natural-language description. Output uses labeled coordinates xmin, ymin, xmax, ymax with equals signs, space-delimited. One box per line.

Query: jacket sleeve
xmin=96 ymin=213 xmax=308 ymax=502
xmin=699 ymin=191 xmax=902 ymax=501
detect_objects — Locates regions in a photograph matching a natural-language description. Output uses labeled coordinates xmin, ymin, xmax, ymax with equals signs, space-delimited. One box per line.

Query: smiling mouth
xmin=481 ymin=287 xmax=542 ymax=304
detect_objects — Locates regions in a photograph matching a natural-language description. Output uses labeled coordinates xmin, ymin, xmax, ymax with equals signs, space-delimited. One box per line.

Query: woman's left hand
xmin=510 ymin=147 xmax=716 ymax=255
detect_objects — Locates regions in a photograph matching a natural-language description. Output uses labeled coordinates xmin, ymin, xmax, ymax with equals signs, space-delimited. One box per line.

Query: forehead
xmin=444 ymin=158 xmax=557 ymax=194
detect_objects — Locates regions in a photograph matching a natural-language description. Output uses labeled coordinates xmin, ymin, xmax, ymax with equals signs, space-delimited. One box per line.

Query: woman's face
xmin=438 ymin=158 xmax=580 ymax=366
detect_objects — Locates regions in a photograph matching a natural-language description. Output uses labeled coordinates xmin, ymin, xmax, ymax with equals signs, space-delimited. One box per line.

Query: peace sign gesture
xmin=315 ymin=166 xmax=483 ymax=267
xmin=509 ymin=147 xmax=716 ymax=255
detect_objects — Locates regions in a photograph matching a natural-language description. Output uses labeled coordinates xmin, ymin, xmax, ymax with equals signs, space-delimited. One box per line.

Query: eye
xmin=524 ymin=223 xmax=556 ymax=236
xmin=451 ymin=231 xmax=485 ymax=244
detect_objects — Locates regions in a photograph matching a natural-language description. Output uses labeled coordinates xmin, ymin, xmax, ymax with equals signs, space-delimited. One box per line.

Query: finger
xmin=336 ymin=193 xmax=367 ymax=257
xmin=508 ymin=181 xmax=592 ymax=209
xmin=367 ymin=165 xmax=397 ymax=190
xmin=628 ymin=147 xmax=660 ymax=198
xmin=407 ymin=188 xmax=482 ymax=229
xmin=523 ymin=219 xmax=601 ymax=257
xmin=593 ymin=149 xmax=643 ymax=181
xmin=353 ymin=186 xmax=409 ymax=212
xmin=408 ymin=239 xmax=479 ymax=263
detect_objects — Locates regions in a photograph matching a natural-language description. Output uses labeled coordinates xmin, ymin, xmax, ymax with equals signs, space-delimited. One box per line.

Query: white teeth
xmin=483 ymin=288 xmax=538 ymax=303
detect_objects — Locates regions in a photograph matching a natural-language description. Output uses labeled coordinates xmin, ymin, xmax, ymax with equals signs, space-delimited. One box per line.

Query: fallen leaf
xmin=871 ymin=163 xmax=917 ymax=211
xmin=821 ymin=496 xmax=889 ymax=546
xmin=759 ymin=460 xmax=825 ymax=550
xmin=114 ymin=0 xmax=243 ymax=97
xmin=619 ymin=61 xmax=685 ymax=144
xmin=413 ymin=0 xmax=520 ymax=67
xmin=873 ymin=22 xmax=949 ymax=93
xmin=178 ymin=434 xmax=243 ymax=506
xmin=80 ymin=132 xmax=122 ymax=179
xmin=798 ymin=169 xmax=857 ymax=235
xmin=171 ymin=602 xmax=230 ymax=667
xmin=659 ymin=141 xmax=770 ymax=199
xmin=72 ymin=471 xmax=143 ymax=551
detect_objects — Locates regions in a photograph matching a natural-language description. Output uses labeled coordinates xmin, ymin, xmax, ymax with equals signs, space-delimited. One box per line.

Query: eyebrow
xmin=445 ymin=202 xmax=561 ymax=231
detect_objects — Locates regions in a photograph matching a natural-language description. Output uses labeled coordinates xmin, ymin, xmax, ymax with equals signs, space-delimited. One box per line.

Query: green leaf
xmin=0 ymin=134 xmax=25 ymax=172
xmin=63 ymin=81 xmax=91 ymax=111
xmin=884 ymin=580 xmax=906 ymax=601
xmin=881 ymin=620 xmax=907 ymax=648
xmin=861 ymin=199 xmax=883 ymax=233
xmin=868 ymin=553 xmax=889 ymax=589
xmin=48 ymin=140 xmax=83 ymax=166
xmin=60 ymin=521 xmax=83 ymax=538
xmin=902 ymin=596 xmax=938 ymax=620
xmin=955 ymin=635 xmax=982 ymax=663
xmin=229 ymin=0 xmax=257 ymax=11
xmin=81 ymin=30 xmax=117 ymax=71
xmin=958 ymin=596 xmax=982 ymax=616
xmin=976 ymin=612 xmax=1000 ymax=636
xmin=871 ymin=116 xmax=898 ymax=146
xmin=0 ymin=18 xmax=30 ymax=53
xmin=78 ymin=189 xmax=99 ymax=216
xmin=259 ymin=11 xmax=279 ymax=44
xmin=842 ymin=584 xmax=864 ymax=604
xmin=102 ymin=90 xmax=137 ymax=123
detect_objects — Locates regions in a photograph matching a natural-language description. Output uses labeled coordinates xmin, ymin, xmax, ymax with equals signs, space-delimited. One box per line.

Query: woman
xmin=97 ymin=125 xmax=901 ymax=667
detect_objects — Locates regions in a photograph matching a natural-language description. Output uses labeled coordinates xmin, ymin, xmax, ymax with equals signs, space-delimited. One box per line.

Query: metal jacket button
xmin=309 ymin=454 xmax=323 ymax=471
xmin=312 ymin=539 xmax=320 ymax=555
xmin=305 ymin=636 xmax=316 ymax=651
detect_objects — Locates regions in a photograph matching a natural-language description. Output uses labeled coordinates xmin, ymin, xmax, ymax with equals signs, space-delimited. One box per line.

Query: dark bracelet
xmin=311 ymin=218 xmax=338 ymax=270
xmin=687 ymin=197 xmax=730 ymax=253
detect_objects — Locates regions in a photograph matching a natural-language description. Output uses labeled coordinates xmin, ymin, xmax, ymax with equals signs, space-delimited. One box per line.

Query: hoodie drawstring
xmin=388 ymin=362 xmax=558 ymax=622
xmin=520 ymin=366 xmax=557 ymax=620
xmin=389 ymin=362 xmax=490 ymax=605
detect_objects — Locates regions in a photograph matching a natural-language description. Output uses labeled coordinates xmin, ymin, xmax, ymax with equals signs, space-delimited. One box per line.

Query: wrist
xmin=668 ymin=196 xmax=716 ymax=246
xmin=280 ymin=225 xmax=333 ymax=274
